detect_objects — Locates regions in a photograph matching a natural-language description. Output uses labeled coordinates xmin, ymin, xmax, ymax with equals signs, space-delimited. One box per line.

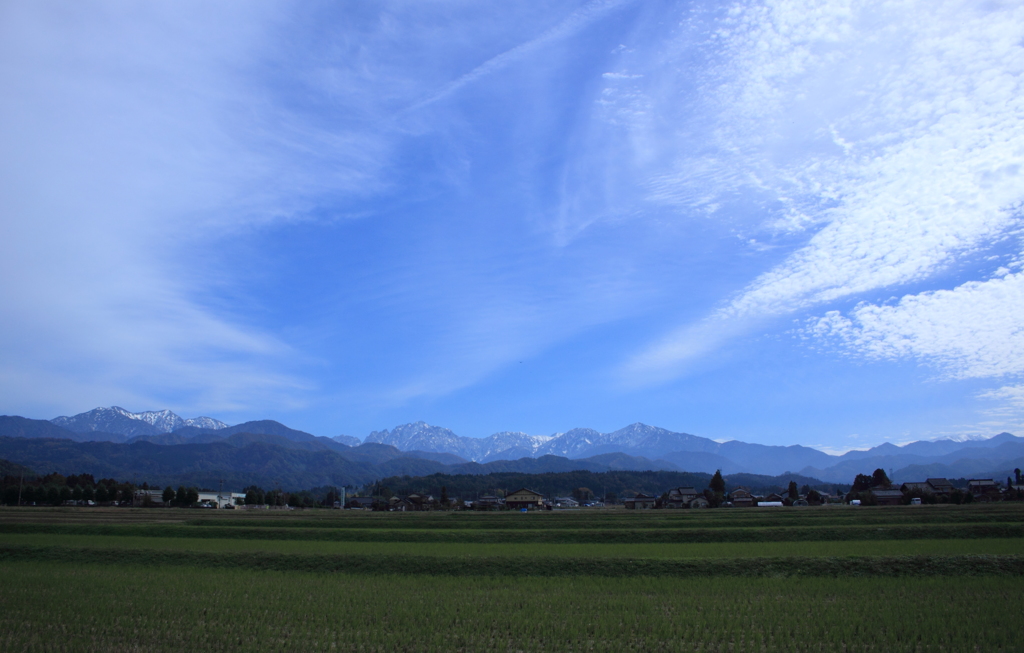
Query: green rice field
xmin=1 ymin=503 xmax=1022 ymax=651
xmin=2 ymin=531 xmax=1023 ymax=558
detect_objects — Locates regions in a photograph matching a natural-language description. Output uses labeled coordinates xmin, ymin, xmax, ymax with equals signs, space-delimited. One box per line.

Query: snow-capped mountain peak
xmin=51 ymin=406 xmax=227 ymax=436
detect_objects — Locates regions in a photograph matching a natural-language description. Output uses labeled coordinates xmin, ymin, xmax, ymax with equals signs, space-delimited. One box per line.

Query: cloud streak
xmin=0 ymin=3 xmax=395 ymax=417
xmin=624 ymin=0 xmax=1024 ymax=383
xmin=405 ymin=0 xmax=635 ymax=113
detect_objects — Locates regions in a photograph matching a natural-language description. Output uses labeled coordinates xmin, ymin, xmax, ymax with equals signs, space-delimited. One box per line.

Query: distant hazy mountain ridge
xmin=0 ymin=407 xmax=1019 ymax=484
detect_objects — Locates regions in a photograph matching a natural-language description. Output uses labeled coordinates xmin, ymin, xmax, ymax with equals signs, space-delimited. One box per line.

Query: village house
xmin=968 ymin=479 xmax=1000 ymax=500
xmin=624 ymin=492 xmax=657 ymax=509
xmin=472 ymin=495 xmax=505 ymax=510
xmin=662 ymin=487 xmax=709 ymax=509
xmin=552 ymin=496 xmax=579 ymax=508
xmin=505 ymin=488 xmax=545 ymax=510
xmin=405 ymin=493 xmax=435 ymax=510
xmin=927 ymin=478 xmax=955 ymax=496
xmin=869 ymin=488 xmax=904 ymax=506
xmin=729 ymin=488 xmax=754 ymax=508
xmin=901 ymin=478 xmax=955 ymax=498
xmin=388 ymin=496 xmax=413 ymax=511
xmin=900 ymin=481 xmax=931 ymax=494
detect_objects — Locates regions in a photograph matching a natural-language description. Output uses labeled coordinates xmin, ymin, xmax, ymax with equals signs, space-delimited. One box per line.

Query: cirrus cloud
xmin=624 ymin=0 xmax=1024 ymax=385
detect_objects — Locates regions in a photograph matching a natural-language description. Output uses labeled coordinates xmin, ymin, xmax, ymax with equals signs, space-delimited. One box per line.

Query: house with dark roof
xmin=869 ymin=488 xmax=904 ymax=506
xmin=506 ymin=488 xmax=545 ymax=510
xmin=405 ymin=493 xmax=435 ymax=510
xmin=663 ymin=487 xmax=705 ymax=509
xmin=472 ymin=495 xmax=505 ymax=510
xmin=388 ymin=496 xmax=414 ymax=511
xmin=968 ymin=479 xmax=1000 ymax=500
xmin=901 ymin=478 xmax=955 ymax=501
xmin=729 ymin=487 xmax=754 ymax=508
xmin=624 ymin=492 xmax=657 ymax=509
xmin=900 ymin=481 xmax=932 ymax=494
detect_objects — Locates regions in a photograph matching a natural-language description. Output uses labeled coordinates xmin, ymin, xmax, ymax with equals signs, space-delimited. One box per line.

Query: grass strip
xmin=183 ymin=507 xmax=1024 ymax=530
xmin=4 ymin=520 xmax=1024 ymax=543
xmin=2 ymin=543 xmax=1023 ymax=577
xmin=5 ymin=532 xmax=1022 ymax=558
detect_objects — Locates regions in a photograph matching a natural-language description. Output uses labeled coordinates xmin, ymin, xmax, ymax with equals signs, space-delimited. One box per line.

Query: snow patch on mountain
xmin=51 ymin=406 xmax=227 ymax=436
xmin=365 ymin=423 xmax=552 ymax=462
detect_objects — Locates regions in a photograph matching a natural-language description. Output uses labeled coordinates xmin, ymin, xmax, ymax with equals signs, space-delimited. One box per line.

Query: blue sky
xmin=2 ymin=0 xmax=1023 ymax=451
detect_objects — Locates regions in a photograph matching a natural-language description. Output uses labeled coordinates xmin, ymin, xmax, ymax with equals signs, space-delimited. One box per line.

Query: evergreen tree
xmin=162 ymin=486 xmax=175 ymax=505
xmin=175 ymin=486 xmax=187 ymax=507
xmin=787 ymin=480 xmax=799 ymax=500
xmin=709 ymin=470 xmax=726 ymax=494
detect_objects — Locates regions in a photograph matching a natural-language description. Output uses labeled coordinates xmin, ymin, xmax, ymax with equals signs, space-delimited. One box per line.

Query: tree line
xmin=366 ymin=469 xmax=840 ymax=502
xmin=1 ymin=472 xmax=135 ymax=506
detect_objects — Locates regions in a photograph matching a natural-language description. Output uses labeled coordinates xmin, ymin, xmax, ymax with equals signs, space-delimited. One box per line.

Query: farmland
xmin=1 ymin=504 xmax=1023 ymax=651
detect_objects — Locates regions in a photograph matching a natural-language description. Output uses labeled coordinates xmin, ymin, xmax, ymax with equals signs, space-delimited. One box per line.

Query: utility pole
xmin=17 ymin=472 xmax=24 ymax=507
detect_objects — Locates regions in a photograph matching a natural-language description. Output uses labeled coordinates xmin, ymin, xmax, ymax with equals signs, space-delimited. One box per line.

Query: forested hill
xmin=374 ymin=470 xmax=838 ymax=499
xmin=0 ymin=458 xmax=37 ymax=479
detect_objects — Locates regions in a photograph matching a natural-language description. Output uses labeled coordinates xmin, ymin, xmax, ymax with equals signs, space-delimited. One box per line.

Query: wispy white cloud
xmin=807 ymin=270 xmax=1024 ymax=381
xmin=0 ymin=3 xmax=399 ymax=416
xmin=406 ymin=0 xmax=635 ymax=113
xmin=623 ymin=0 xmax=1024 ymax=383
xmin=977 ymin=384 xmax=1024 ymax=433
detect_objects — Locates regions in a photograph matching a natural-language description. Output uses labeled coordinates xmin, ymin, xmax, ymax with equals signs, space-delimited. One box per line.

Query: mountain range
xmin=50 ymin=406 xmax=227 ymax=439
xmin=0 ymin=407 xmax=1020 ymax=488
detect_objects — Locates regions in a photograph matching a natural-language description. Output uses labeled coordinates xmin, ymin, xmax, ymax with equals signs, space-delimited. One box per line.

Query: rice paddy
xmin=1 ymin=503 xmax=1022 ymax=651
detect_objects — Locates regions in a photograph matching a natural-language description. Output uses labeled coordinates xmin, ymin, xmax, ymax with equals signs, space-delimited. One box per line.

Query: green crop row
xmin=1 ymin=561 xmax=1021 ymax=652
xmin=4 ymin=520 xmax=1024 ymax=543
xmin=3 ymin=532 xmax=1022 ymax=560
xmin=3 ymin=543 xmax=1023 ymax=577
xmin=183 ymin=504 xmax=1024 ymax=530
